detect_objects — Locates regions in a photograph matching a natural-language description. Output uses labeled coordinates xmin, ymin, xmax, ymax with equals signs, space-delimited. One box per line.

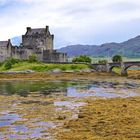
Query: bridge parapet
xmin=123 ymin=62 xmax=140 ymax=69
xmin=91 ymin=64 xmax=107 ymax=72
xmin=91 ymin=61 xmax=140 ymax=76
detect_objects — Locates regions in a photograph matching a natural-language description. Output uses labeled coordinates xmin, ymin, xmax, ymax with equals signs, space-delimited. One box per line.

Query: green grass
xmin=112 ymin=67 xmax=121 ymax=75
xmin=0 ymin=61 xmax=90 ymax=72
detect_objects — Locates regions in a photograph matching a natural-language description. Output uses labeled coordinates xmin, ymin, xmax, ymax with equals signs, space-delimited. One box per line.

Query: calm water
xmin=0 ymin=80 xmax=139 ymax=139
xmin=0 ymin=80 xmax=139 ymax=97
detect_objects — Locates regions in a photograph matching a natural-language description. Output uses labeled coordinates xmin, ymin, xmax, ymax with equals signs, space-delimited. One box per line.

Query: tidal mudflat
xmin=0 ymin=73 xmax=139 ymax=139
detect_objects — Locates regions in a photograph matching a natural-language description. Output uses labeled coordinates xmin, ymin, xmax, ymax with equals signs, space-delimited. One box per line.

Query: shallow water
xmin=0 ymin=80 xmax=139 ymax=139
xmin=0 ymin=80 xmax=139 ymax=97
xmin=67 ymin=86 xmax=138 ymax=98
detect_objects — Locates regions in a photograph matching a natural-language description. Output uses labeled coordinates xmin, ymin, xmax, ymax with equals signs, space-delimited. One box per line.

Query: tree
xmin=112 ymin=55 xmax=122 ymax=62
xmin=98 ymin=59 xmax=108 ymax=64
xmin=72 ymin=55 xmax=92 ymax=63
xmin=28 ymin=54 xmax=37 ymax=62
xmin=4 ymin=60 xmax=12 ymax=70
xmin=4 ymin=58 xmax=20 ymax=70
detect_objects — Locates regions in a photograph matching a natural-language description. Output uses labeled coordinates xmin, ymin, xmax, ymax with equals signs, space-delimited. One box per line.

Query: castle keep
xmin=0 ymin=26 xmax=67 ymax=62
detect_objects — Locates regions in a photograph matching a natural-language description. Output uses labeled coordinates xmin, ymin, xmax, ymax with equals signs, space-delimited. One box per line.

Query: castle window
xmin=41 ymin=40 xmax=44 ymax=45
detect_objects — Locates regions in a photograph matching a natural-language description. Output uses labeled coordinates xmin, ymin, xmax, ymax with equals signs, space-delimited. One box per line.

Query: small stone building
xmin=0 ymin=39 xmax=12 ymax=62
xmin=0 ymin=26 xmax=67 ymax=62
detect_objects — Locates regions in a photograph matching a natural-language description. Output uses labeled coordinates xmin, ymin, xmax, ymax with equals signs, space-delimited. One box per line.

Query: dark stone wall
xmin=43 ymin=50 xmax=67 ymax=62
xmin=0 ymin=41 xmax=12 ymax=62
xmin=22 ymin=33 xmax=53 ymax=51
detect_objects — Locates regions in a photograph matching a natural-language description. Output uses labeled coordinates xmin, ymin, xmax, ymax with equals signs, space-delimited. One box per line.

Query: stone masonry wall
xmin=0 ymin=42 xmax=12 ymax=62
xmin=0 ymin=26 xmax=67 ymax=63
xmin=43 ymin=50 xmax=67 ymax=62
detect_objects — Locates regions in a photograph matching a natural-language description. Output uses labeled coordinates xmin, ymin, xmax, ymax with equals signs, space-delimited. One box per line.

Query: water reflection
xmin=0 ymin=80 xmax=139 ymax=98
xmin=0 ymin=80 xmax=71 ymax=96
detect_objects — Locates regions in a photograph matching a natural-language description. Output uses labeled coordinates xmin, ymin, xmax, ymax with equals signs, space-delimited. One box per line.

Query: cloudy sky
xmin=1 ymin=0 xmax=140 ymax=48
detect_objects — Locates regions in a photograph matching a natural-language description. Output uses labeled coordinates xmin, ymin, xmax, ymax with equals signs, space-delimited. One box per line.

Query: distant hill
xmin=58 ymin=36 xmax=140 ymax=58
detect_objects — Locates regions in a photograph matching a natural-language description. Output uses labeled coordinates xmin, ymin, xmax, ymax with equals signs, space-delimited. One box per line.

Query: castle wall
xmin=0 ymin=46 xmax=8 ymax=61
xmin=0 ymin=26 xmax=67 ymax=63
xmin=22 ymin=34 xmax=45 ymax=49
xmin=45 ymin=35 xmax=54 ymax=50
xmin=12 ymin=47 xmax=43 ymax=61
xmin=12 ymin=47 xmax=26 ymax=60
xmin=34 ymin=49 xmax=43 ymax=61
xmin=7 ymin=42 xmax=12 ymax=58
xmin=43 ymin=50 xmax=67 ymax=62
xmin=0 ymin=42 xmax=12 ymax=62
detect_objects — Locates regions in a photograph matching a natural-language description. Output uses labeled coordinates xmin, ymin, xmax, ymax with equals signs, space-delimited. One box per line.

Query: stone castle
xmin=0 ymin=26 xmax=67 ymax=62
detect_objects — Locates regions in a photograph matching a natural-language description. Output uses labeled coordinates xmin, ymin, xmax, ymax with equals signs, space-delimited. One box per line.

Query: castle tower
xmin=22 ymin=26 xmax=54 ymax=50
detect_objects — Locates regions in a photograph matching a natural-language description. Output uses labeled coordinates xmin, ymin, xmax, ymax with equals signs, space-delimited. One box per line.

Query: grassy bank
xmin=0 ymin=59 xmax=90 ymax=72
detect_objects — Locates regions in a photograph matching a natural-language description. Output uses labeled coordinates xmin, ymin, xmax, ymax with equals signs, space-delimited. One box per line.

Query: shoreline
xmin=0 ymin=71 xmax=139 ymax=81
xmin=0 ymin=72 xmax=122 ymax=81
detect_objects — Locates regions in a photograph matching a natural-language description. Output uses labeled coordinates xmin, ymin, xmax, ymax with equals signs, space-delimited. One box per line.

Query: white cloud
xmin=1 ymin=0 xmax=140 ymax=47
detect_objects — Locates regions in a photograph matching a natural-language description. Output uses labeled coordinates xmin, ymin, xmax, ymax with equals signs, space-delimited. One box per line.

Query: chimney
xmin=51 ymin=34 xmax=54 ymax=40
xmin=46 ymin=26 xmax=49 ymax=31
xmin=27 ymin=27 xmax=31 ymax=32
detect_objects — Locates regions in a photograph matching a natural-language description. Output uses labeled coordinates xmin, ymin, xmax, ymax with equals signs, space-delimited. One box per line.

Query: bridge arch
xmin=125 ymin=64 xmax=140 ymax=70
xmin=109 ymin=65 xmax=121 ymax=73
xmin=120 ymin=64 xmax=140 ymax=76
xmin=124 ymin=64 xmax=140 ymax=73
xmin=91 ymin=64 xmax=107 ymax=72
xmin=91 ymin=67 xmax=98 ymax=71
xmin=90 ymin=64 xmax=99 ymax=71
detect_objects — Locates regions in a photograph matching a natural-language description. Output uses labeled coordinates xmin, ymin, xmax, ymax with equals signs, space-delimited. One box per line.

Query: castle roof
xmin=26 ymin=28 xmax=46 ymax=35
xmin=0 ymin=41 xmax=8 ymax=47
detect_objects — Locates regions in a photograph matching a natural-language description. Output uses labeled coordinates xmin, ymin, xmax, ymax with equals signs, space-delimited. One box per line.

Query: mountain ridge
xmin=58 ymin=35 xmax=140 ymax=57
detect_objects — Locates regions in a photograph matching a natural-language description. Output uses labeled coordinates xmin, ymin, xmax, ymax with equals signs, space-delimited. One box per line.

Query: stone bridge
xmin=91 ymin=61 xmax=140 ymax=76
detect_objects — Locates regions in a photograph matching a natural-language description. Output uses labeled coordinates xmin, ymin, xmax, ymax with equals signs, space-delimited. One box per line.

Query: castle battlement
xmin=0 ymin=26 xmax=67 ymax=62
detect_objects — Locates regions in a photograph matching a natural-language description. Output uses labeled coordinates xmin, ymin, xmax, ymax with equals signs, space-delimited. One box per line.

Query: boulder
xmin=51 ymin=68 xmax=62 ymax=73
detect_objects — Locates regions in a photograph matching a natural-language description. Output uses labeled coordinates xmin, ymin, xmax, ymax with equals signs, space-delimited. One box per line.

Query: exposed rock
xmin=51 ymin=69 xmax=62 ymax=73
xmin=0 ymin=70 xmax=35 ymax=74
xmin=57 ymin=115 xmax=66 ymax=120
xmin=64 ymin=70 xmax=75 ymax=73
xmin=81 ymin=68 xmax=92 ymax=73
